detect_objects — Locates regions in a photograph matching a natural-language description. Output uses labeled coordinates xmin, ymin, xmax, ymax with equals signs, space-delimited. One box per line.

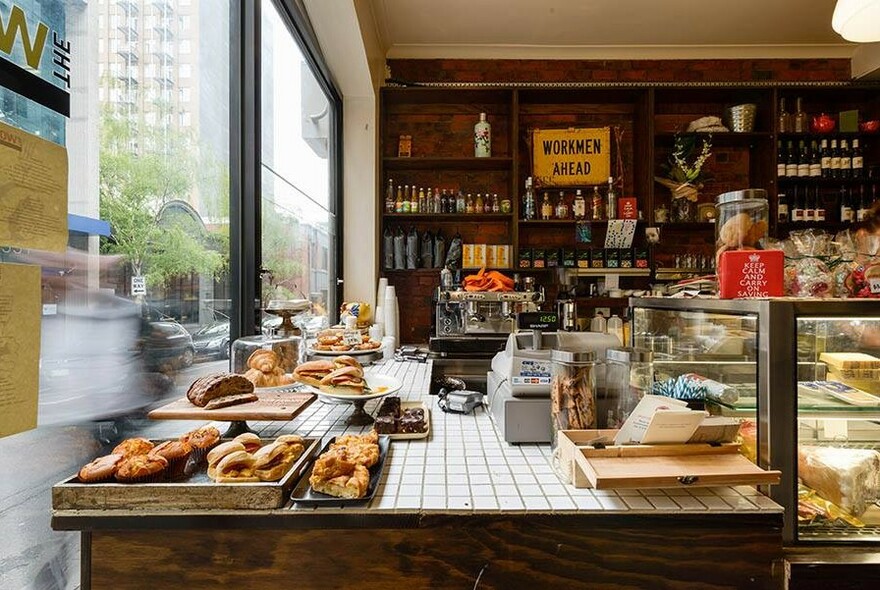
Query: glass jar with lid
xmin=715 ymin=189 xmax=769 ymax=263
xmin=231 ymin=334 xmax=301 ymax=377
xmin=605 ymin=348 xmax=654 ymax=429
xmin=550 ymin=348 xmax=597 ymax=449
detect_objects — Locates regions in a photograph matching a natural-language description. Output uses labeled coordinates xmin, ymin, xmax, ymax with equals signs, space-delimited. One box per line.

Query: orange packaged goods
xmin=462 ymin=268 xmax=515 ymax=292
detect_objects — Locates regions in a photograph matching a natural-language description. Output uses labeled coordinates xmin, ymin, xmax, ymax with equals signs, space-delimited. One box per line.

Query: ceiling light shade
xmin=833 ymin=0 xmax=880 ymax=42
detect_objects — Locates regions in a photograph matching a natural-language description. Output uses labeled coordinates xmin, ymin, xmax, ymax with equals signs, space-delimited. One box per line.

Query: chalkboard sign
xmin=517 ymin=312 xmax=559 ymax=331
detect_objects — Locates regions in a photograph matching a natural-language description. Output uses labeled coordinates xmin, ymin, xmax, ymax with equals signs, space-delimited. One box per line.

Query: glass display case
xmin=631 ymin=297 xmax=880 ymax=544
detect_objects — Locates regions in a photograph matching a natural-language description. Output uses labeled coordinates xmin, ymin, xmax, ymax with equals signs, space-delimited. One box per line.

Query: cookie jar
xmin=550 ymin=348 xmax=596 ymax=449
xmin=715 ymin=189 xmax=769 ymax=262
xmin=231 ymin=334 xmax=301 ymax=375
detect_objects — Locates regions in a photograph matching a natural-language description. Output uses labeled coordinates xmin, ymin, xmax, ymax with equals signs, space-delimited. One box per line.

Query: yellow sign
xmin=0 ymin=262 xmax=40 ymax=438
xmin=0 ymin=120 xmax=68 ymax=252
xmin=532 ymin=127 xmax=611 ymax=187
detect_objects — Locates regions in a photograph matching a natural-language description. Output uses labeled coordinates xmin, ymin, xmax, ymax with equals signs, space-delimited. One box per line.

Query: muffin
xmin=180 ymin=425 xmax=221 ymax=462
xmin=112 ymin=438 xmax=155 ymax=458
xmin=78 ymin=454 xmax=123 ymax=483
xmin=115 ymin=454 xmax=168 ymax=483
xmin=151 ymin=440 xmax=193 ymax=480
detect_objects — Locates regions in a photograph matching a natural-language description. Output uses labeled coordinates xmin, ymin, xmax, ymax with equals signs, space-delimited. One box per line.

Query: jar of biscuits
xmin=715 ymin=189 xmax=769 ymax=266
xmin=550 ymin=348 xmax=596 ymax=449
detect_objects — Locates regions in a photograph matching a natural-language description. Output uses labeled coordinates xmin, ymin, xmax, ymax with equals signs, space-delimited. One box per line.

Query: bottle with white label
xmin=840 ymin=139 xmax=851 ymax=179
xmin=474 ymin=113 xmax=491 ymax=158
xmin=820 ymin=139 xmax=831 ymax=178
xmin=830 ymin=139 xmax=841 ymax=179
xmin=852 ymin=139 xmax=863 ymax=179
xmin=839 ymin=185 xmax=853 ymax=223
xmin=573 ymin=189 xmax=586 ymax=219
xmin=777 ymin=192 xmax=789 ymax=223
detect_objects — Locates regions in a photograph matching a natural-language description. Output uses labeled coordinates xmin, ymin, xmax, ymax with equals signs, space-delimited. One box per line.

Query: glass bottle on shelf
xmin=794 ymin=97 xmax=807 ymax=133
xmin=474 ymin=112 xmax=491 ymax=158
xmin=852 ymin=139 xmax=863 ymax=179
xmin=820 ymin=139 xmax=831 ymax=179
xmin=815 ymin=186 xmax=826 ymax=222
xmin=385 ymin=179 xmax=395 ymax=213
xmin=777 ymin=192 xmax=789 ymax=223
xmin=416 ymin=187 xmax=425 ymax=213
xmin=778 ymin=97 xmax=791 ymax=133
xmin=606 ymin=177 xmax=618 ymax=220
xmin=785 ymin=141 xmax=798 ymax=177
xmin=840 ymin=139 xmax=852 ymax=179
xmin=522 ymin=176 xmax=536 ymax=220
xmin=555 ymin=190 xmax=568 ymax=219
xmin=475 ymin=193 xmax=484 ymax=214
xmin=500 ymin=194 xmax=511 ymax=214
xmin=830 ymin=139 xmax=841 ymax=179
xmin=484 ymin=193 xmax=493 ymax=214
xmin=573 ymin=189 xmax=586 ymax=219
xmin=541 ymin=192 xmax=553 ymax=220
xmin=591 ymin=186 xmax=603 ymax=220
xmin=776 ymin=140 xmax=786 ymax=178
xmin=466 ymin=194 xmax=475 ymax=214
xmin=797 ymin=140 xmax=809 ymax=178
xmin=809 ymin=140 xmax=821 ymax=178
xmin=857 ymin=184 xmax=869 ymax=221
xmin=492 ymin=193 xmax=500 ymax=213
xmin=791 ymin=184 xmax=803 ymax=223
xmin=395 ymin=185 xmax=404 ymax=213
xmin=840 ymin=185 xmax=853 ymax=223
xmin=804 ymin=185 xmax=815 ymax=222
xmin=401 ymin=185 xmax=411 ymax=213
xmin=456 ymin=190 xmax=466 ymax=213
xmin=425 ymin=187 xmax=433 ymax=213
xmin=433 ymin=187 xmax=441 ymax=214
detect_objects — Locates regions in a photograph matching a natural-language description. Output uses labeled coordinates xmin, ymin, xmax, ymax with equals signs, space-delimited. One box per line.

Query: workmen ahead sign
xmin=532 ymin=127 xmax=610 ymax=187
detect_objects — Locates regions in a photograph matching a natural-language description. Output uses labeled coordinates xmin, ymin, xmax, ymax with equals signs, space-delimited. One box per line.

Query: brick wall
xmin=387 ymin=59 xmax=851 ymax=85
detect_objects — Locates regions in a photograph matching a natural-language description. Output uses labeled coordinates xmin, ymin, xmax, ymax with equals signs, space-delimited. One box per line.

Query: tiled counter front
xmin=54 ymin=359 xmax=785 ymax=590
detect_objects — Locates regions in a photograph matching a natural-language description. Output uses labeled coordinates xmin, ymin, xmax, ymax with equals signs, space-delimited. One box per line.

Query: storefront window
xmin=259 ymin=0 xmax=336 ymax=322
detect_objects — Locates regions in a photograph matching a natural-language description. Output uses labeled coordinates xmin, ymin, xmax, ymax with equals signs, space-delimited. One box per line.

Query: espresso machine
xmin=430 ymin=287 xmax=543 ymax=355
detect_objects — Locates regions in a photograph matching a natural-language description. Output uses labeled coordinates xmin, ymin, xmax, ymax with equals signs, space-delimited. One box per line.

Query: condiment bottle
xmin=556 ymin=191 xmax=569 ymax=219
xmin=541 ymin=192 xmax=553 ymax=220
xmin=466 ymin=194 xmax=475 ymax=214
xmin=492 ymin=193 xmax=501 ymax=213
xmin=475 ymin=193 xmax=484 ymax=214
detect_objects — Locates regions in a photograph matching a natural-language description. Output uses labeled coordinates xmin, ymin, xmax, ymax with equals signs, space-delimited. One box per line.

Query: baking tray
xmin=377 ymin=401 xmax=431 ymax=440
xmin=290 ymin=435 xmax=390 ymax=506
xmin=52 ymin=437 xmax=319 ymax=511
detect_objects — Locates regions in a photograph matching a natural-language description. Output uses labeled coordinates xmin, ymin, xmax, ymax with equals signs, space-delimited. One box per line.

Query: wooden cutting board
xmin=148 ymin=390 xmax=315 ymax=421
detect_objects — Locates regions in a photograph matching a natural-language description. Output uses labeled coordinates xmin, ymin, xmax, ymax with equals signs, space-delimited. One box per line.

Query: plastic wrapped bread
xmin=797 ymin=446 xmax=880 ymax=517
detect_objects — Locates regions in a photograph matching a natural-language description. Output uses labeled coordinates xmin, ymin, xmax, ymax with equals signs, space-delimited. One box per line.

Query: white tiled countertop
xmin=277 ymin=358 xmax=783 ymax=515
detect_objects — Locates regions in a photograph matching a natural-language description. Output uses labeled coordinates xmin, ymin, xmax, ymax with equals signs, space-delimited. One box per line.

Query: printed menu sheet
xmin=0 ymin=120 xmax=68 ymax=252
xmin=0 ymin=263 xmax=40 ymax=438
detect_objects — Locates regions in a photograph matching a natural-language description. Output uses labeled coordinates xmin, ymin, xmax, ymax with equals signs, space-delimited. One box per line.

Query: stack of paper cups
xmin=384 ymin=285 xmax=399 ymax=349
xmin=376 ymin=278 xmax=388 ymax=312
xmin=374 ymin=278 xmax=388 ymax=333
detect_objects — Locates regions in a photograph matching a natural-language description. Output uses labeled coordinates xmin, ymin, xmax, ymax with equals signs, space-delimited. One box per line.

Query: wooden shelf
xmin=383 ymin=213 xmax=513 ymax=221
xmin=383 ymin=157 xmax=512 ymax=171
xmin=519 ymin=219 xmax=636 ymax=225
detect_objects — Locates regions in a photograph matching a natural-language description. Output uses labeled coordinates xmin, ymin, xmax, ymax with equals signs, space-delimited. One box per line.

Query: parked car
xmin=192 ymin=320 xmax=230 ymax=360
xmin=142 ymin=318 xmax=195 ymax=371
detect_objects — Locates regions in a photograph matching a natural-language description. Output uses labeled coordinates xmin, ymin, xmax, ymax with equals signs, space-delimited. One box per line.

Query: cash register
xmin=487 ymin=311 xmax=620 ymax=443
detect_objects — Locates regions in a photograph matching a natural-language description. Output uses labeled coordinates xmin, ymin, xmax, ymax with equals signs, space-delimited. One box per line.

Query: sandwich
xmin=232 ymin=433 xmax=262 ymax=454
xmin=253 ymin=442 xmax=293 ymax=482
xmin=213 ymin=450 xmax=259 ymax=483
xmin=206 ymin=441 xmax=245 ymax=479
xmin=292 ymin=360 xmax=336 ymax=387
xmin=319 ymin=365 xmax=366 ymax=395
xmin=333 ymin=355 xmax=362 ymax=370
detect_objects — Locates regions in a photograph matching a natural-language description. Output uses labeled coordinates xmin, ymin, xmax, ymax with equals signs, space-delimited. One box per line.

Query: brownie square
xmin=378 ymin=396 xmax=401 ymax=418
xmin=374 ymin=415 xmax=397 ymax=434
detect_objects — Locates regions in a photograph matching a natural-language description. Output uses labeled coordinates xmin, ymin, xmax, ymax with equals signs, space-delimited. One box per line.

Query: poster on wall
xmin=0 ymin=120 xmax=68 ymax=252
xmin=531 ymin=127 xmax=611 ymax=188
xmin=0 ymin=262 xmax=41 ymax=438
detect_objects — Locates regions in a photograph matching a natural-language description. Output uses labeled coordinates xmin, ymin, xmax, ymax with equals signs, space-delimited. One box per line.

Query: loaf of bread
xmin=798 ymin=446 xmax=880 ymax=517
xmin=186 ymin=373 xmax=255 ymax=407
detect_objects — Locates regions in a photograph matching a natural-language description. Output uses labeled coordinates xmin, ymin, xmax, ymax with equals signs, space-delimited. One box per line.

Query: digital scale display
xmin=517 ymin=311 xmax=559 ymax=331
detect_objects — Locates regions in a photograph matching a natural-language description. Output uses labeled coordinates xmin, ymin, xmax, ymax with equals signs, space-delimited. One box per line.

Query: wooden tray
xmin=52 ymin=437 xmax=320 ymax=511
xmin=380 ymin=401 xmax=431 ymax=440
xmin=290 ymin=436 xmax=390 ymax=506
xmin=147 ymin=389 xmax=315 ymax=421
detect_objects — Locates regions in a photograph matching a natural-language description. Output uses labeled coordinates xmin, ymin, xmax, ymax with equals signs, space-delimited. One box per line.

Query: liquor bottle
xmin=555 ymin=191 xmax=569 ymax=220
xmin=395 ymin=185 xmax=404 ymax=213
xmin=541 ymin=192 xmax=553 ymax=220
xmin=840 ymin=139 xmax=852 ymax=179
xmin=857 ymin=184 xmax=869 ymax=222
xmin=475 ymin=193 xmax=484 ymax=214
xmin=484 ymin=193 xmax=493 ymax=214
xmin=425 ymin=188 xmax=433 ymax=213
xmin=852 ymin=139 xmax=863 ymax=179
xmin=785 ymin=141 xmax=798 ymax=177
xmin=830 ymin=139 xmax=841 ymax=179
xmin=492 ymin=193 xmax=500 ymax=213
xmin=606 ymin=177 xmax=618 ymax=220
xmin=522 ymin=177 xmax=536 ymax=220
xmin=440 ymin=189 xmax=448 ymax=213
xmin=401 ymin=186 xmax=411 ymax=213
xmin=573 ymin=189 xmax=586 ymax=219
xmin=456 ymin=190 xmax=466 ymax=213
xmin=466 ymin=194 xmax=475 ymax=214
xmin=794 ymin=97 xmax=807 ymax=133
xmin=809 ymin=140 xmax=821 ymax=178
xmin=474 ymin=113 xmax=491 ymax=158
xmin=791 ymin=185 xmax=803 ymax=223
xmin=804 ymin=184 xmax=815 ymax=222
xmin=385 ymin=179 xmax=395 ymax=213
xmin=777 ymin=192 xmax=789 ymax=223
xmin=797 ymin=140 xmax=809 ymax=178
xmin=776 ymin=140 xmax=786 ymax=178
xmin=591 ymin=186 xmax=604 ymax=220
xmin=815 ymin=186 xmax=826 ymax=222
xmin=777 ymin=98 xmax=791 ymax=133
xmin=820 ymin=139 xmax=831 ymax=179
xmin=840 ymin=185 xmax=853 ymax=223
xmin=433 ymin=187 xmax=441 ymax=214
xmin=417 ymin=187 xmax=425 ymax=213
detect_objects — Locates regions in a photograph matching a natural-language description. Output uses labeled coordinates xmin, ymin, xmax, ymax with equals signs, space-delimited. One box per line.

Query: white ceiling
xmin=368 ymin=0 xmax=857 ymax=59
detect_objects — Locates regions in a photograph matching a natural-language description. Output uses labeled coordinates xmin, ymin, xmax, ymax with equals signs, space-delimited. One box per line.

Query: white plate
xmin=308 ymin=347 xmax=382 ymax=357
xmin=305 ymin=374 xmax=402 ymax=403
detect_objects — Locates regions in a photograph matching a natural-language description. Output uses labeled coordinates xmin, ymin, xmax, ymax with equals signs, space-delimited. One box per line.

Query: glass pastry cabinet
xmin=630 ymin=298 xmax=880 ymax=544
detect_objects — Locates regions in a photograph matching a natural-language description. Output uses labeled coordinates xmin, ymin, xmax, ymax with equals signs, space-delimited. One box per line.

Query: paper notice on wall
xmin=0 ymin=120 xmax=68 ymax=252
xmin=0 ymin=263 xmax=41 ymax=438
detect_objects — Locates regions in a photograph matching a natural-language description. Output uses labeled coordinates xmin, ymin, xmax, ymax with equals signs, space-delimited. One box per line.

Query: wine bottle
xmin=804 ymin=184 xmax=815 ymax=222
xmin=840 ymin=185 xmax=853 ymax=223
xmin=777 ymin=140 xmax=786 ymax=178
xmin=830 ymin=140 xmax=841 ymax=180
xmin=792 ymin=184 xmax=803 ymax=223
xmin=786 ymin=141 xmax=798 ymax=177
xmin=797 ymin=141 xmax=809 ymax=178
xmin=852 ymin=139 xmax=863 ymax=179
xmin=777 ymin=192 xmax=789 ymax=224
xmin=840 ymin=139 xmax=852 ymax=180
xmin=815 ymin=186 xmax=826 ymax=222
xmin=794 ymin=97 xmax=808 ymax=133
xmin=857 ymin=184 xmax=869 ymax=222
xmin=820 ymin=139 xmax=831 ymax=179
xmin=809 ymin=140 xmax=822 ymax=178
